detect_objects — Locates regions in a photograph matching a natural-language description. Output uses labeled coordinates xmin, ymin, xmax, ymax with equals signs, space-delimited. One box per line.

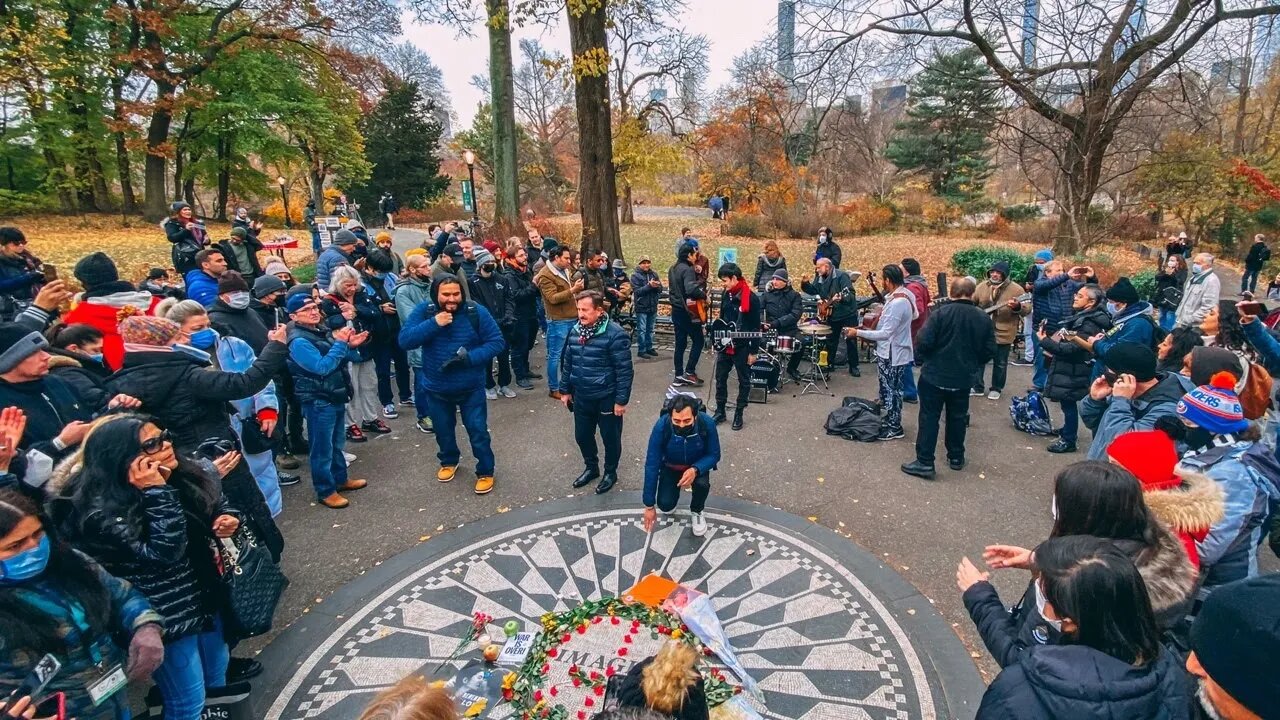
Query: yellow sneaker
xmin=437 ymin=465 xmax=458 ymax=483
xmin=474 ymin=476 xmax=494 ymax=495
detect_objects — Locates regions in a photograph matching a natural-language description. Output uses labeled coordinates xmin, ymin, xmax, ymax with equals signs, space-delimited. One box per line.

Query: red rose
xmin=569 ymin=664 xmax=579 ymax=675
xmin=548 ymin=648 xmax=558 ymax=658
xmin=585 ymin=698 xmax=595 ymax=708
xmin=618 ymin=647 xmax=629 ymax=657
xmin=593 ymin=685 xmax=605 ymax=697
xmin=611 ymin=617 xmax=620 ymax=625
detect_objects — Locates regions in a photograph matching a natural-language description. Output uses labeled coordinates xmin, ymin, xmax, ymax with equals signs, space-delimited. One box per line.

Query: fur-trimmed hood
xmin=1144 ymin=469 xmax=1225 ymax=536
xmin=46 ymin=451 xmax=82 ymax=497
xmin=1136 ymin=522 xmax=1198 ymax=619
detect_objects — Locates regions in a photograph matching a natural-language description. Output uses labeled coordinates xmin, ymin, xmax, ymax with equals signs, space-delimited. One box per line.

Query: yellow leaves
xmin=572 ymin=47 xmax=610 ymax=80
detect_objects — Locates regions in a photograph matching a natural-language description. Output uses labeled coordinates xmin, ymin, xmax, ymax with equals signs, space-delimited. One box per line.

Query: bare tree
xmin=513 ymin=38 xmax=576 ymax=205
xmin=380 ymin=41 xmax=454 ymax=137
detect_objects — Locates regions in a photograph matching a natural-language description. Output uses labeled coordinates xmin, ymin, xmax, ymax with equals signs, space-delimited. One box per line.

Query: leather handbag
xmin=217 ymin=525 xmax=289 ymax=638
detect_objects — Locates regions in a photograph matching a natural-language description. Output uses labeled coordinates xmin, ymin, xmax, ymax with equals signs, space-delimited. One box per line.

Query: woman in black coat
xmin=48 ymin=414 xmax=242 ymax=720
xmin=615 ymin=641 xmax=709 ymax=720
xmin=1036 ymin=284 xmax=1111 ymax=453
xmin=1153 ymin=255 xmax=1187 ymax=332
xmin=106 ymin=314 xmax=287 ymax=561
xmin=971 ymin=536 xmax=1194 ymax=720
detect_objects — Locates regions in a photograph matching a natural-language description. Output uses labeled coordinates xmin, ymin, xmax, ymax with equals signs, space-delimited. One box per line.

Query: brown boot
xmin=339 ymin=479 xmax=368 ymax=492
xmin=320 ymin=493 xmax=349 ymax=509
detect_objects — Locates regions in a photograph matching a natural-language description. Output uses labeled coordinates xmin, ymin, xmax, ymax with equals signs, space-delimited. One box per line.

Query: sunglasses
xmin=141 ymin=430 xmax=173 ymax=455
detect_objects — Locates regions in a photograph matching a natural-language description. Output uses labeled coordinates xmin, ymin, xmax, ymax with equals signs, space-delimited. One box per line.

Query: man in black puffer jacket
xmin=760 ymin=268 xmax=803 ymax=381
xmin=470 ymin=248 xmax=515 ymax=398
xmin=901 ymin=277 xmax=996 ymax=480
xmin=560 ymin=290 xmax=633 ymax=495
xmin=208 ymin=271 xmax=269 ymax=354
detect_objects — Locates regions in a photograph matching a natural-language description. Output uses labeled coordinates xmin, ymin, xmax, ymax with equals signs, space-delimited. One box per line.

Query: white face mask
xmin=1191 ymin=263 xmax=1205 ymax=275
xmin=1034 ymin=580 xmax=1063 ymax=632
xmin=226 ymin=291 xmax=251 ymax=309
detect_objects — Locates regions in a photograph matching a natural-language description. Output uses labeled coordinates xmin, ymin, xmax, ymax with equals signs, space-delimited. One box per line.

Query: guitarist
xmin=802 ymin=257 xmax=860 ymax=377
xmin=972 ymin=260 xmax=1031 ymax=400
xmin=669 ymin=241 xmax=706 ymax=387
xmin=713 ymin=263 xmax=762 ymax=431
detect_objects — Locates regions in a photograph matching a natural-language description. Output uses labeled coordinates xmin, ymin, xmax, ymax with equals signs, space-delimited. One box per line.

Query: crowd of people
xmin=0 ymin=210 xmax=1276 ymax=720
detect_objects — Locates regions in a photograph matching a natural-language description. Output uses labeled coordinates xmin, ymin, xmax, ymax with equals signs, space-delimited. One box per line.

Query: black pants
xmin=972 ymin=344 xmax=1011 ymax=393
xmin=915 ymin=379 xmax=971 ymax=465
xmin=714 ymin=350 xmax=751 ymax=411
xmin=486 ymin=342 xmax=513 ymax=388
xmin=573 ymin=395 xmax=623 ymax=473
xmin=509 ymin=316 xmax=536 ymax=379
xmin=275 ymin=371 xmax=306 ymax=454
xmin=373 ymin=340 xmax=412 ymax=404
xmin=825 ymin=318 xmax=860 ymax=369
xmin=671 ymin=306 xmax=704 ymax=376
xmin=655 ymin=466 xmax=710 ymax=513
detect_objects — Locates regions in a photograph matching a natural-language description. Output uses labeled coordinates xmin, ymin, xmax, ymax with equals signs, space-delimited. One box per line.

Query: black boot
xmin=900 ymin=460 xmax=937 ymax=480
xmin=595 ymin=471 xmax=618 ymax=494
xmin=712 ymin=408 xmax=728 ymax=425
xmin=227 ymin=657 xmax=263 ymax=683
xmin=572 ymin=467 xmax=600 ymax=488
xmin=849 ymin=365 xmax=862 ymax=377
xmin=731 ymin=409 xmax=744 ymax=431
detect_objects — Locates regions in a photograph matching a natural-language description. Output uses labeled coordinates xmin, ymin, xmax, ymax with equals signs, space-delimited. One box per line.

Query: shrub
xmin=1008 ymin=219 xmax=1057 ymax=247
xmin=0 ymin=190 xmax=60 ymax=217
xmin=837 ymin=197 xmax=895 ymax=234
xmin=293 ymin=262 xmax=317 ymax=284
xmin=415 ymin=198 xmax=467 ymax=224
xmin=1131 ymin=268 xmax=1157 ymax=299
xmin=769 ymin=205 xmax=827 ymax=239
xmin=725 ymin=213 xmax=768 ymax=238
xmin=999 ymin=204 xmax=1043 ymax=223
xmin=951 ymin=245 xmax=1036 ymax=282
xmin=527 ymin=216 xmax=579 ymax=246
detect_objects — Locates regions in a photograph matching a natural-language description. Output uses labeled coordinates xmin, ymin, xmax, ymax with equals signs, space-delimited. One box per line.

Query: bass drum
xmin=750 ymin=355 xmax=781 ymax=393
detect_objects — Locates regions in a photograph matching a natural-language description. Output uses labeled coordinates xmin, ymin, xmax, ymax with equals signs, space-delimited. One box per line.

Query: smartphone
xmin=1103 ymin=370 xmax=1119 ymax=386
xmin=41 ymin=264 xmax=57 ymax=282
xmin=1239 ymin=301 xmax=1267 ymax=317
xmin=7 ymin=653 xmax=60 ymax=704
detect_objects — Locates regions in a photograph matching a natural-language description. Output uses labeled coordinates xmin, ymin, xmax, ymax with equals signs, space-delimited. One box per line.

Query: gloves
xmin=126 ymin=623 xmax=165 ymax=681
xmin=440 ymin=347 xmax=469 ymax=373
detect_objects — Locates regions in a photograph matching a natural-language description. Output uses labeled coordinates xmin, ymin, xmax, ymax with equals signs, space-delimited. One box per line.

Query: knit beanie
xmin=333 ymin=229 xmax=358 ymax=246
xmin=229 ymin=227 xmax=248 ymax=239
xmin=1106 ymin=430 xmax=1180 ymax=491
xmin=1101 ymin=342 xmax=1157 ymax=382
xmin=120 ymin=315 xmax=180 ymax=347
xmin=252 ymin=274 xmax=287 ymax=299
xmin=1190 ymin=574 xmax=1280 ymax=717
xmin=74 ymin=252 xmax=120 ymax=289
xmin=1034 ymin=249 xmax=1054 ymax=263
xmin=1105 ymin=277 xmax=1140 ymax=305
xmin=483 ymin=240 xmax=500 ymax=255
xmin=217 ymin=271 xmax=249 ymax=295
xmin=0 ymin=324 xmax=48 ymax=374
xmin=473 ymin=248 xmax=496 ymax=267
xmin=772 ymin=268 xmax=790 ymax=281
xmin=374 ymin=231 xmax=392 ymax=244
xmin=1177 ymin=372 xmax=1250 ymax=435
xmin=1188 ymin=347 xmax=1243 ymax=387
xmin=263 ymin=259 xmax=292 ymax=278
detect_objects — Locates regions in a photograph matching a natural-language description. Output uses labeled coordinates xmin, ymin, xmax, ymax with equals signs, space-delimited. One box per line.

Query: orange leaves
xmin=1233 ymin=159 xmax=1280 ymax=203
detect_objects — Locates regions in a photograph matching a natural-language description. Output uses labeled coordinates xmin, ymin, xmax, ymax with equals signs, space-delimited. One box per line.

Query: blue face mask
xmin=1191 ymin=263 xmax=1205 ymax=275
xmin=0 ymin=535 xmax=51 ymax=582
xmin=87 ymin=353 xmax=104 ymax=364
xmin=188 ymin=328 xmax=218 ymax=350
xmin=1106 ymin=301 xmax=1120 ymax=315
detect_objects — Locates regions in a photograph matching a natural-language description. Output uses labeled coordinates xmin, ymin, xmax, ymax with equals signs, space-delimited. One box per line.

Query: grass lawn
xmin=12 ymin=211 xmax=1157 ymax=293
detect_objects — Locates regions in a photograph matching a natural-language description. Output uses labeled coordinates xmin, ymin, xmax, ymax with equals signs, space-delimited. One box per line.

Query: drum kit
xmin=750 ymin=321 xmax=834 ymax=399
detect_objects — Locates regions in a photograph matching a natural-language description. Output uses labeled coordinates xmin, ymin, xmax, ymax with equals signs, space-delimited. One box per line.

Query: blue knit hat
xmin=1177 ymin=372 xmax=1250 ymax=435
xmin=1034 ymin=249 xmax=1054 ymax=263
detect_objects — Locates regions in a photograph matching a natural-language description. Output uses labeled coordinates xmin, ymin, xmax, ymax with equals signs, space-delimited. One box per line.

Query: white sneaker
xmin=343 ymin=451 xmax=357 ymax=464
xmin=485 ymin=387 xmax=498 ymax=401
xmin=382 ymin=403 xmax=399 ymax=419
xmin=987 ymin=390 xmax=1002 ymax=400
xmin=691 ymin=512 xmax=707 ymax=537
xmin=498 ymin=385 xmax=517 ymax=398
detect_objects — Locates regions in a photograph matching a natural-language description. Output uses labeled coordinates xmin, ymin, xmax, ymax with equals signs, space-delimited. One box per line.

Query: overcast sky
xmin=400 ymin=0 xmax=782 ymax=130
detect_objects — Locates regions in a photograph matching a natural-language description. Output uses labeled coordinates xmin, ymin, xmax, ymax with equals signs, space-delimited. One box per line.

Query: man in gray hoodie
xmin=846 ymin=264 xmax=918 ymax=440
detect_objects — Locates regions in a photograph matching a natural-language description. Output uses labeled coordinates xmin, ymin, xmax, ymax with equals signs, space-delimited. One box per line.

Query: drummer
xmin=761 ymin=268 xmax=804 ymax=382
xmin=801 ymin=258 xmax=860 ymax=377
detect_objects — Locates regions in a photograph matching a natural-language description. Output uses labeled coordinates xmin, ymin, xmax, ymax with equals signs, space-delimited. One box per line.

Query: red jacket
xmin=903 ymin=276 xmax=931 ymax=341
xmin=63 ymin=291 xmax=163 ymax=371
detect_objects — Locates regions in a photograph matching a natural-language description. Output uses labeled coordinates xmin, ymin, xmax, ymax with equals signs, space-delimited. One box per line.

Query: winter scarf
xmin=575 ymin=316 xmax=607 ymax=345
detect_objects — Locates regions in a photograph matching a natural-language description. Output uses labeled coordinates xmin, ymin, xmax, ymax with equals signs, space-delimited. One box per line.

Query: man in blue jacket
xmin=314 ymin=230 xmax=357 ymax=290
xmin=399 ymin=276 xmax=505 ymax=495
xmin=560 ymin=291 xmax=634 ymax=495
xmin=641 ymin=394 xmax=721 ymax=537
xmin=183 ymin=248 xmax=227 ymax=308
xmin=1080 ymin=342 xmax=1191 ymax=460
xmin=1085 ymin=277 xmax=1157 ymax=381
xmin=1030 ymin=260 xmax=1089 ymax=390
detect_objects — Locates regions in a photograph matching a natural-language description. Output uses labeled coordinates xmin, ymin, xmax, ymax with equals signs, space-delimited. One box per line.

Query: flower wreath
xmin=505 ymin=597 xmax=741 ymax=720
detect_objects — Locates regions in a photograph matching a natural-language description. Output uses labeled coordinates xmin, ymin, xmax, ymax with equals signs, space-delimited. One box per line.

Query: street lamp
xmin=277 ymin=176 xmax=292 ymax=229
xmin=463 ymin=149 xmax=479 ymax=222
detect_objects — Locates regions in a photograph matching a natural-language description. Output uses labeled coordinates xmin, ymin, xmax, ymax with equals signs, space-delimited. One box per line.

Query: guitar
xmin=709 ymin=317 xmax=777 ymax=353
xmin=860 ymin=270 xmax=886 ymax=330
xmin=685 ymin=297 xmax=709 ymax=324
xmin=931 ymin=292 xmax=1032 ymax=314
xmin=817 ymin=288 xmax=851 ymax=322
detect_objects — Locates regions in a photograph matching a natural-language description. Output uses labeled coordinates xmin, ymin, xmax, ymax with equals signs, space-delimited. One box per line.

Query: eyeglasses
xmin=140 ymin=430 xmax=173 ymax=455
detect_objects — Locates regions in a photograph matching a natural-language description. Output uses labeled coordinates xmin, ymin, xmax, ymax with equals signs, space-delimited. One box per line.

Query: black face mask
xmin=673 ymin=423 xmax=698 ymax=437
xmin=482 ymin=263 xmax=497 ymax=274
xmin=272 ymin=295 xmax=285 ymax=308
xmin=1184 ymin=427 xmax=1214 ymax=451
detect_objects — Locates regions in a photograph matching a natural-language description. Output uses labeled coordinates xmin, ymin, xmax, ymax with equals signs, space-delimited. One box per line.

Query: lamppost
xmin=463 ymin=149 xmax=479 ymax=223
xmin=277 ymin=176 xmax=292 ymax=229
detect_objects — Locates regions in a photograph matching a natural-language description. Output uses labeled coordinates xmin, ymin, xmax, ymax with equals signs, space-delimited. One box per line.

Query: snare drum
xmin=774 ymin=336 xmax=797 ymax=354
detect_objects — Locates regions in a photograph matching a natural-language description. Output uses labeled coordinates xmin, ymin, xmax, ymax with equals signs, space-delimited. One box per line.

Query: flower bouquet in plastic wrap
xmin=709 ymin=695 xmax=766 ymax=720
xmin=662 ymin=585 xmax=761 ymax=700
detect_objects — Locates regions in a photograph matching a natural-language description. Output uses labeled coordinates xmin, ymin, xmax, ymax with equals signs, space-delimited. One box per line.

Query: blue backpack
xmin=1010 ymin=390 xmax=1054 ymax=436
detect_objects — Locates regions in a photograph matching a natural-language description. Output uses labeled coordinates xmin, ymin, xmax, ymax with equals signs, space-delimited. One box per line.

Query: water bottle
xmin=818 ymin=349 xmax=829 ymax=367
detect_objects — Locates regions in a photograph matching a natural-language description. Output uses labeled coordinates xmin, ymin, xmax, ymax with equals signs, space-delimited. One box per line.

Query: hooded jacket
xmin=1081 ymin=372 xmax=1194 ymax=460
xmin=1039 ymin=305 xmax=1112 ymax=403
xmin=813 ymin=238 xmax=842 ymax=268
xmin=974 ymin=263 xmax=1031 ymax=344
xmin=62 ymin=286 xmax=162 ymax=371
xmin=752 ymin=254 xmax=787 ymax=291
xmin=501 ymin=262 xmax=540 ymax=322
xmin=469 ymin=270 xmax=514 ymax=329
xmin=667 ymin=245 xmax=704 ymax=309
xmin=963 ymin=522 xmax=1197 ymax=668
xmin=0 ymin=374 xmax=94 ymax=492
xmin=976 ymin=645 xmax=1194 ymax=720
xmin=916 ymin=299 xmax=996 ymax=390
xmin=643 ymin=412 xmax=721 ymax=508
xmin=393 ymin=275 xmax=433 ymax=367
xmin=216 ymin=237 xmax=264 ymax=279
xmin=1143 ymin=469 xmax=1226 ymax=568
xmin=397 ymin=280 xmax=505 ymax=395
xmin=208 ymin=299 xmax=270 ymax=354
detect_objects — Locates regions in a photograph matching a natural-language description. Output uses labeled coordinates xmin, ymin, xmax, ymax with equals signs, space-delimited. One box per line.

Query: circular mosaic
xmin=260 ymin=501 xmax=964 ymax=720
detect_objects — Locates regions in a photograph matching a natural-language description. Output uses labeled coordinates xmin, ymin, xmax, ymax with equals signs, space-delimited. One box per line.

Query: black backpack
xmin=660 ymin=387 xmax=710 ymax=445
xmin=824 ymin=396 xmax=881 ymax=442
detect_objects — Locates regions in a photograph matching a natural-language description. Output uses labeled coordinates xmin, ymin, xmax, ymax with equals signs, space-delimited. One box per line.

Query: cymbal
xmin=799 ymin=323 xmax=832 ymax=335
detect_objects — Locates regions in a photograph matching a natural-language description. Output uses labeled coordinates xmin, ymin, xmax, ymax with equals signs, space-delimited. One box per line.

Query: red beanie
xmin=483 ymin=240 xmax=501 ymax=254
xmin=1107 ymin=430 xmax=1180 ymax=491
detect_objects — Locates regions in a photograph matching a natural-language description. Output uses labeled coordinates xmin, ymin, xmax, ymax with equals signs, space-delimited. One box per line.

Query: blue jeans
xmin=302 ymin=400 xmax=348 ymax=498
xmin=1031 ymin=333 xmax=1048 ymax=390
xmin=1159 ymin=308 xmax=1176 ymax=332
xmin=1243 ymin=268 xmax=1261 ymax=294
xmin=413 ymin=367 xmax=430 ymax=421
xmin=636 ymin=312 xmax=656 ymax=354
xmin=902 ymin=364 xmax=918 ymax=401
xmin=152 ymin=623 xmax=229 ymax=720
xmin=310 ymin=229 xmax=322 ymax=255
xmin=536 ymin=297 xmax=547 ymax=333
xmin=545 ymin=319 xmax=574 ymax=392
xmin=1058 ymin=399 xmax=1079 ymax=444
xmin=425 ymin=388 xmax=495 ymax=475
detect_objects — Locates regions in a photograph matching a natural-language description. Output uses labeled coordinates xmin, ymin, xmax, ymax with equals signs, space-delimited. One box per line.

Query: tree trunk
xmin=567 ymin=1 xmax=622 ymax=260
xmin=1051 ymin=121 xmax=1107 ymax=256
xmin=621 ymin=182 xmax=635 ymax=224
xmin=215 ymin=135 xmax=231 ymax=220
xmin=487 ymin=0 xmax=521 ymax=237
xmin=42 ymin=149 xmax=76 ymax=213
xmin=111 ymin=75 xmax=138 ymax=215
xmin=142 ymin=82 xmax=176 ymax=221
